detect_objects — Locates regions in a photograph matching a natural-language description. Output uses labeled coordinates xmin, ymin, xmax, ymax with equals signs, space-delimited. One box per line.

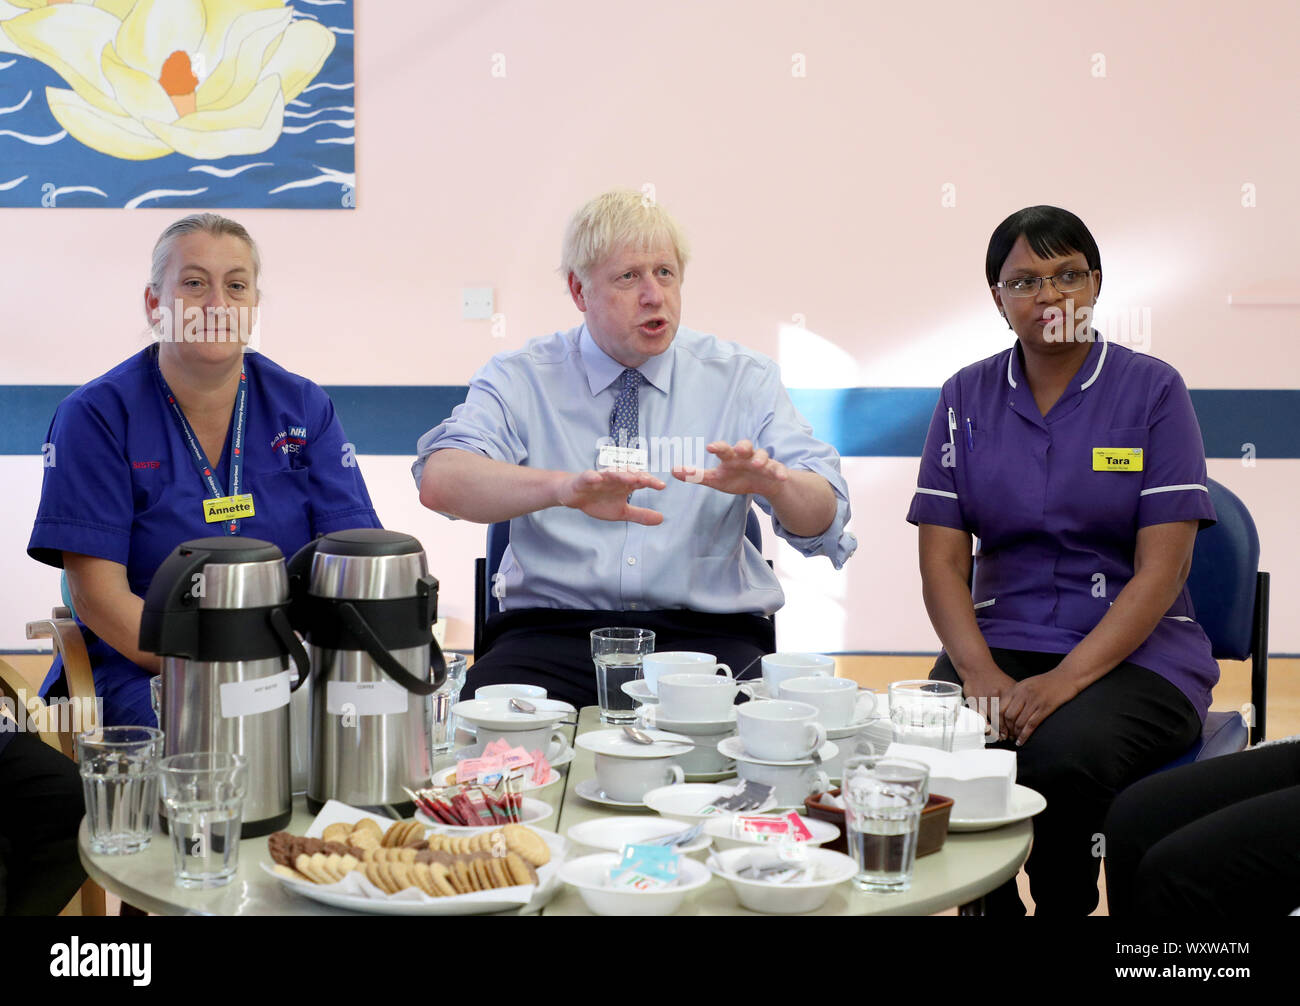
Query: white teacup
xmin=638 ymin=708 xmax=735 ymax=775
xmin=657 ymin=672 xmax=754 ymax=721
xmin=642 ymin=652 xmax=732 ymax=695
xmin=474 ymin=683 xmax=548 ymax=701
xmin=760 ymin=653 xmax=835 ymax=694
xmin=593 ymin=753 xmax=686 ymax=803
xmin=735 ymin=759 xmax=830 ymax=808
xmin=737 ymin=700 xmax=826 ymax=762
xmin=777 ymin=676 xmax=876 ymax=729
xmin=475 ymin=724 xmax=567 ymax=762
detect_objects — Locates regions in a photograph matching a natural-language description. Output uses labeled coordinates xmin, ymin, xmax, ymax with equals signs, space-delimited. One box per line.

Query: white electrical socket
xmin=461 ymin=286 xmax=494 ymax=320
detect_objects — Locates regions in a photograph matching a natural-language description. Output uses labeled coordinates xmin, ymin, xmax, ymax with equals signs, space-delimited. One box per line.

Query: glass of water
xmin=841 ymin=755 xmax=930 ymax=893
xmin=159 ymin=752 xmax=248 ymax=888
xmin=77 ymin=726 xmax=163 ymax=855
xmin=429 ymin=653 xmax=468 ymax=755
xmin=889 ymin=679 xmax=963 ymax=751
xmin=590 ymin=627 xmax=655 ymax=724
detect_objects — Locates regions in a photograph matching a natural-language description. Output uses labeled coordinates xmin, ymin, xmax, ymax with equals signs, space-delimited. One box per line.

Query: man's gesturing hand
xmin=672 ymin=440 xmax=789 ymax=497
xmin=556 ymin=469 xmax=667 ymax=525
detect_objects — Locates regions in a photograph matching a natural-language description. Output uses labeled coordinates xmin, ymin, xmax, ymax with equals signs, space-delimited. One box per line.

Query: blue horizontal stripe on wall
xmin=2 ymin=385 xmax=1299 ymax=459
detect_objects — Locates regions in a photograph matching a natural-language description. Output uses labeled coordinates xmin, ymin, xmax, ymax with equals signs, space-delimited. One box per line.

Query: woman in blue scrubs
xmin=907 ymin=206 xmax=1217 ymax=914
xmin=28 ymin=214 xmax=381 ymax=728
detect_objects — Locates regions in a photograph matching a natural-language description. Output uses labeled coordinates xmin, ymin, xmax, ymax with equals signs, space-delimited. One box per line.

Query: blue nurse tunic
xmin=906 ymin=335 xmax=1220 ymax=721
xmin=27 ymin=345 xmax=382 ymax=726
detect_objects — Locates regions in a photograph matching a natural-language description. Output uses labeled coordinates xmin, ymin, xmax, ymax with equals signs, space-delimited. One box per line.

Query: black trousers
xmin=469 ymin=608 xmax=774 ymax=710
xmin=1104 ymin=741 xmax=1300 ymax=917
xmin=930 ymin=647 xmax=1201 ymax=915
xmin=0 ymin=732 xmax=87 ymax=915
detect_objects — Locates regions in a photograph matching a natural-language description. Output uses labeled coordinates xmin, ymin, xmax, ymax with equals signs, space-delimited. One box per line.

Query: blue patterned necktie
xmin=610 ymin=367 xmax=642 ymax=448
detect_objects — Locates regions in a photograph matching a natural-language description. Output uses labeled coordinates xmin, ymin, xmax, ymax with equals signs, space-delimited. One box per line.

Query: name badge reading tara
xmin=1092 ymin=448 xmax=1144 ymax=472
xmin=203 ymin=493 xmax=256 ymax=523
xmin=596 ymin=444 xmax=649 ymax=472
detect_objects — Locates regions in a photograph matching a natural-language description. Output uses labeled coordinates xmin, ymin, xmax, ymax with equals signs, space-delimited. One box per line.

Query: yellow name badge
xmin=203 ymin=493 xmax=256 ymax=522
xmin=1092 ymin=448 xmax=1144 ymax=472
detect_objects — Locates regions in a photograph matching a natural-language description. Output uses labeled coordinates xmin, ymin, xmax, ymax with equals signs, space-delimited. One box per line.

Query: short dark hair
xmin=985 ymin=205 xmax=1102 ymax=289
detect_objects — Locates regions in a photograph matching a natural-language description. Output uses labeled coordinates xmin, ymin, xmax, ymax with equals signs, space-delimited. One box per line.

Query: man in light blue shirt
xmin=414 ymin=190 xmax=856 ymax=708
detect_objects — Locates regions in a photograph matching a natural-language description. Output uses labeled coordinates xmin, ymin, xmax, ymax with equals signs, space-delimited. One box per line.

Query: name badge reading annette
xmin=1092 ymin=448 xmax=1144 ymax=472
xmin=597 ymin=444 xmax=649 ymax=472
xmin=203 ymin=493 xmax=256 ymax=522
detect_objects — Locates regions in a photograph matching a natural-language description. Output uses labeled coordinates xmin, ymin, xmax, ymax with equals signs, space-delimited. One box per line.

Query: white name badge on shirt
xmin=326 ymin=679 xmax=408 ymax=717
xmin=597 ymin=444 xmax=649 ymax=472
xmin=219 ymin=671 xmax=291 ymax=719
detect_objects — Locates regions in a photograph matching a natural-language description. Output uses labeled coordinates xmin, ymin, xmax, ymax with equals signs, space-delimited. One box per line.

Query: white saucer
xmin=947 ymin=784 xmax=1047 ymax=831
xmin=825 ymin=715 xmax=884 ymax=740
xmin=573 ymin=778 xmax=649 ymax=809
xmin=638 ymin=706 xmax=737 ymax=732
xmin=452 ymin=697 xmax=576 ymax=731
xmin=575 ymin=728 xmax=693 ymax=759
xmin=621 ymin=679 xmax=657 ymax=704
xmin=717 ymin=735 xmax=839 ymax=767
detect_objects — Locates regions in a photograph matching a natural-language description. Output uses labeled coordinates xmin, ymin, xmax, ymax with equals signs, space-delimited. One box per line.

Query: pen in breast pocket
xmin=965 ymin=418 xmax=974 ymax=451
xmin=947 ymin=407 xmax=957 ymax=448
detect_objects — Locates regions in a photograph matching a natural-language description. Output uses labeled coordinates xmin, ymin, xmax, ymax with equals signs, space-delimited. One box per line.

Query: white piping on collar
xmin=1079 ymin=332 xmax=1109 ymax=390
xmin=1004 ymin=331 xmax=1109 ymax=391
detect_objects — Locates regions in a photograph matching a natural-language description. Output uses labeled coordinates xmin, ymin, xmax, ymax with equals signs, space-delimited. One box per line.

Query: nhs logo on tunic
xmin=271 ymin=426 xmax=308 ymax=454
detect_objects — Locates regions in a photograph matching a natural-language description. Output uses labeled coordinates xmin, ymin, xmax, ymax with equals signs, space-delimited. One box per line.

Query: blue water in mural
xmin=0 ymin=0 xmax=354 ymax=209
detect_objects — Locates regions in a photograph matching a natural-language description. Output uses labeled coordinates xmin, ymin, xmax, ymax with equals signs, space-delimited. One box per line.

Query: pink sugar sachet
xmin=482 ymin=738 xmax=513 ymax=757
xmin=530 ymin=749 xmax=552 ymax=785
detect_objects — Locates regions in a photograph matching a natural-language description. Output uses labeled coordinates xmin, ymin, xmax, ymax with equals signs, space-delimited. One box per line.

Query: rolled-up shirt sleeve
xmin=752 ymin=371 xmax=857 ymax=569
xmin=410 ymin=357 xmax=528 ymax=487
xmin=906 ymin=381 xmax=966 ymax=531
xmin=1137 ymin=371 xmax=1216 ymax=529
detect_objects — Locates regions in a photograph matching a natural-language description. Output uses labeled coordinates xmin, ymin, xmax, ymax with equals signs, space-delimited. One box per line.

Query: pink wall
xmin=3 ymin=0 xmax=1297 ymax=653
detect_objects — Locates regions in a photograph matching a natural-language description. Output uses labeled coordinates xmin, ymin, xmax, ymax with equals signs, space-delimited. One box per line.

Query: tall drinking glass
xmin=889 ymin=679 xmax=963 ymax=751
xmin=429 ymin=653 xmax=468 ymax=755
xmin=841 ymin=755 xmax=930 ymax=892
xmin=159 ymin=752 xmax=248 ymax=888
xmin=77 ymin=726 xmax=163 ymax=855
xmin=591 ymin=628 xmax=655 ymax=724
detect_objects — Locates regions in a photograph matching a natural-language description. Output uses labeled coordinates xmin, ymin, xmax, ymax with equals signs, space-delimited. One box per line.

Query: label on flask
xmin=219 ymin=671 xmax=291 ymax=719
xmin=326 ymin=679 xmax=408 ymax=717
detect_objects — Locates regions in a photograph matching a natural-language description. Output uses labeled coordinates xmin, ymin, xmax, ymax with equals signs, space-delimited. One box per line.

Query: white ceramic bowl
xmin=643 ymin=782 xmax=778 ymax=823
xmin=566 ymin=816 xmax=713 ymax=858
xmin=702 ymin=813 xmax=840 ymax=852
xmin=709 ymin=846 xmax=858 ymax=914
xmin=559 ymin=853 xmax=712 ymax=916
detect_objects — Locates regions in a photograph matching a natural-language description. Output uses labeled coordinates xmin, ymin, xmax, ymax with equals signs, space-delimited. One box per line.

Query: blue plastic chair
xmin=473 ymin=508 xmax=768 ymax=659
xmin=1155 ymin=478 xmax=1270 ymax=770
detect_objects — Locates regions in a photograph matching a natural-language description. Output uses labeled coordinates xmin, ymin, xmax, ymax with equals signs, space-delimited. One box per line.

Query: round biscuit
xmin=486 ymin=856 xmax=509 ymax=889
xmin=429 ymin=862 xmax=456 ymax=897
xmin=504 ymin=852 xmax=535 ymax=886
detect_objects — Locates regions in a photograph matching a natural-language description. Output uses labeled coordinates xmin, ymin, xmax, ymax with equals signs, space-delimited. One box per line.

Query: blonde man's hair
xmin=148 ymin=213 xmax=262 ymax=295
xmin=561 ymin=189 xmax=690 ymax=289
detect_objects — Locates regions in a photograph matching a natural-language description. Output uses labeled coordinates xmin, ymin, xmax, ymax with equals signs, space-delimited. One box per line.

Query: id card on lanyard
xmin=153 ymin=350 xmax=252 ymax=535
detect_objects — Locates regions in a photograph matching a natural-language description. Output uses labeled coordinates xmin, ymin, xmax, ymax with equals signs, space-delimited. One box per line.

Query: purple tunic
xmin=906 ymin=336 xmax=1219 ymax=721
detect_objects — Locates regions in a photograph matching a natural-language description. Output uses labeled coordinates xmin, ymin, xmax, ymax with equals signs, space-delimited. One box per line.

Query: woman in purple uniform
xmin=907 ymin=206 xmax=1217 ymax=914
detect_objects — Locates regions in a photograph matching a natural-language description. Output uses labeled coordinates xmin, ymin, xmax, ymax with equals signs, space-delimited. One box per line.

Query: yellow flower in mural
xmin=0 ymin=0 xmax=335 ymax=159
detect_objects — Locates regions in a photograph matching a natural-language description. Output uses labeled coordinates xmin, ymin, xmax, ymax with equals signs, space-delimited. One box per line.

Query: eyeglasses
xmin=994 ymin=269 xmax=1093 ymax=298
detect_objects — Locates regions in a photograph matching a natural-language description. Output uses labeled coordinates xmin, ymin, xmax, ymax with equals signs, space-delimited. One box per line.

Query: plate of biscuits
xmin=262 ymin=800 xmax=566 ymax=915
